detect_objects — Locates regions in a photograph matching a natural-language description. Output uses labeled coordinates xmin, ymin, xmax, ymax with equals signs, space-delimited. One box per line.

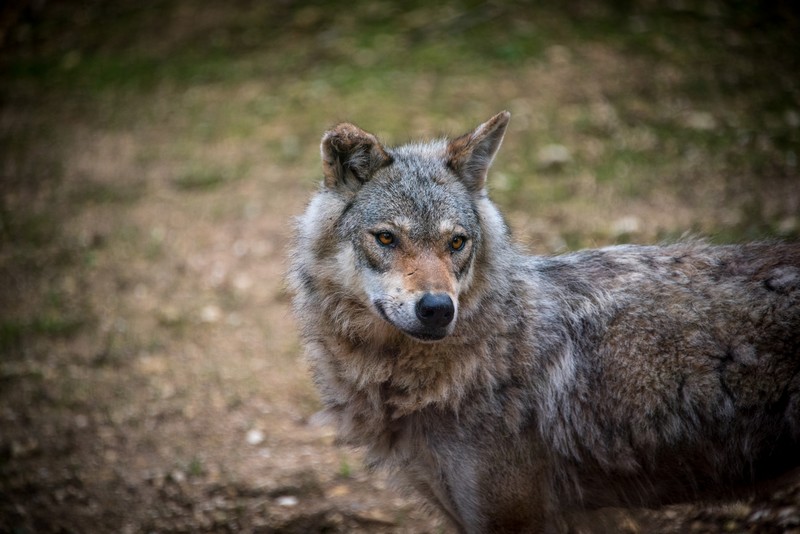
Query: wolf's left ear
xmin=321 ymin=123 xmax=393 ymax=191
xmin=446 ymin=111 xmax=510 ymax=193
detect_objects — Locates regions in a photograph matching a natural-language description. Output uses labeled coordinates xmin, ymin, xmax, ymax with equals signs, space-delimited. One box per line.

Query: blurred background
xmin=1 ymin=1 xmax=798 ymax=532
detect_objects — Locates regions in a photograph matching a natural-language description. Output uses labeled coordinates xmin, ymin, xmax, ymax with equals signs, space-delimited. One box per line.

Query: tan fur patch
xmin=396 ymin=248 xmax=456 ymax=294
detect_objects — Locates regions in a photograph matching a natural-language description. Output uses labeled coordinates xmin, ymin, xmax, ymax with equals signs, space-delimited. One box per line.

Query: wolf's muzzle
xmin=415 ymin=293 xmax=455 ymax=329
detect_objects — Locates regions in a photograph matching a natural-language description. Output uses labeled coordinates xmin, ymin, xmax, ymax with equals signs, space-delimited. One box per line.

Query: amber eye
xmin=450 ymin=235 xmax=466 ymax=251
xmin=376 ymin=232 xmax=395 ymax=247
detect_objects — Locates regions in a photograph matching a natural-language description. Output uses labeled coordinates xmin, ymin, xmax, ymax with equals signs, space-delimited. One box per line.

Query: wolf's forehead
xmin=347 ymin=143 xmax=478 ymax=233
xmin=375 ymin=170 xmax=471 ymax=217
xmin=354 ymin=174 xmax=475 ymax=237
xmin=381 ymin=216 xmax=460 ymax=234
xmin=386 ymin=150 xmax=451 ymax=183
xmin=361 ymin=187 xmax=468 ymax=225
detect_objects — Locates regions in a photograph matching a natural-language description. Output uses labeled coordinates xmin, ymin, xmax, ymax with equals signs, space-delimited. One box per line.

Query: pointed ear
xmin=446 ymin=111 xmax=510 ymax=193
xmin=320 ymin=123 xmax=393 ymax=191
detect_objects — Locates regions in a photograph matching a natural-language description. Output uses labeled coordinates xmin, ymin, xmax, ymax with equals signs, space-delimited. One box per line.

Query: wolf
xmin=288 ymin=111 xmax=800 ymax=533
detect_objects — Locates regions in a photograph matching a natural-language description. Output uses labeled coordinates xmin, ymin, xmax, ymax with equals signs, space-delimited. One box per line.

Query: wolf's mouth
xmin=374 ymin=301 xmax=449 ymax=342
xmin=406 ymin=330 xmax=448 ymax=342
xmin=374 ymin=301 xmax=392 ymax=324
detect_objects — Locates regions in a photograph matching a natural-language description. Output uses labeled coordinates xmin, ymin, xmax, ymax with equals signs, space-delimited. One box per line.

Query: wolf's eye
xmin=450 ymin=235 xmax=467 ymax=251
xmin=376 ymin=232 xmax=396 ymax=247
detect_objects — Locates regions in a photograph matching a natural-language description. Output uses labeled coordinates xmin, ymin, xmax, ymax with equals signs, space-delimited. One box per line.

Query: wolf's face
xmin=336 ymin=153 xmax=482 ymax=341
xmin=308 ymin=112 xmax=510 ymax=342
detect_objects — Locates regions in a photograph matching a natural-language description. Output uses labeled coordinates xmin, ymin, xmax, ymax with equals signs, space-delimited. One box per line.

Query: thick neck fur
xmin=290 ymin=192 xmax=532 ymax=446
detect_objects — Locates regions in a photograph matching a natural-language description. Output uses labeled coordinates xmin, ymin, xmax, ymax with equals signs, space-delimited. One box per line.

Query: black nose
xmin=415 ymin=293 xmax=455 ymax=329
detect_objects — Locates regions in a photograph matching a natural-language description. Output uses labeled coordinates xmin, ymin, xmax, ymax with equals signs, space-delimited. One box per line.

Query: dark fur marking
xmin=454 ymin=245 xmax=476 ymax=281
xmin=716 ymin=348 xmax=737 ymax=405
xmin=362 ymin=250 xmax=388 ymax=273
xmin=337 ymin=199 xmax=356 ymax=222
xmin=676 ymin=374 xmax=688 ymax=404
xmin=298 ymin=268 xmax=317 ymax=295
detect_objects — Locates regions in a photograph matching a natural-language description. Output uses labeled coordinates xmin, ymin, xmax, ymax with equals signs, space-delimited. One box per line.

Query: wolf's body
xmin=288 ymin=112 xmax=800 ymax=532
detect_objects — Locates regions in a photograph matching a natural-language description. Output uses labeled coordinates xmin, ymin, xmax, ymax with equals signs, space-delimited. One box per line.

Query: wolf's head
xmin=294 ymin=112 xmax=510 ymax=343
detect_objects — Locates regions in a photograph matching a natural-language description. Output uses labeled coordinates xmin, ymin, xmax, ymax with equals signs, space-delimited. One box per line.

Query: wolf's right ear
xmin=446 ymin=111 xmax=510 ymax=193
xmin=321 ymin=123 xmax=393 ymax=191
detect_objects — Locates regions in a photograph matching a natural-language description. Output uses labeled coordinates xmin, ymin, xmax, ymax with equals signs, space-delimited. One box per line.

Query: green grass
xmin=338 ymin=458 xmax=352 ymax=479
xmin=0 ymin=316 xmax=85 ymax=353
xmin=1 ymin=0 xmax=797 ymax=259
xmin=0 ymin=1 xmax=796 ymax=270
xmin=172 ymin=168 xmax=229 ymax=192
xmin=69 ymin=180 xmax=147 ymax=205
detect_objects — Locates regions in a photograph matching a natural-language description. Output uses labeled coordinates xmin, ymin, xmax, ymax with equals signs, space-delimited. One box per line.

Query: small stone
xmin=200 ymin=304 xmax=221 ymax=323
xmin=276 ymin=495 xmax=298 ymax=507
xmin=685 ymin=111 xmax=717 ymax=131
xmin=748 ymin=509 xmax=768 ymax=522
xmin=232 ymin=273 xmax=252 ymax=291
xmin=246 ymin=429 xmax=265 ymax=446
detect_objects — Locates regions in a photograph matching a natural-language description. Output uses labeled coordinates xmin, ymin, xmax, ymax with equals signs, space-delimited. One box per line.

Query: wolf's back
xmin=530 ymin=241 xmax=800 ymax=506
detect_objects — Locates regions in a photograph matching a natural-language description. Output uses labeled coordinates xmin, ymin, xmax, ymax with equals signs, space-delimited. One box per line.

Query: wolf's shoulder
xmin=524 ymin=241 xmax=800 ymax=285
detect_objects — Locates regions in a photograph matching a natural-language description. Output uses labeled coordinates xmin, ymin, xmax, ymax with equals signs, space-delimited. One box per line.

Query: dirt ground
xmin=1 ymin=1 xmax=799 ymax=533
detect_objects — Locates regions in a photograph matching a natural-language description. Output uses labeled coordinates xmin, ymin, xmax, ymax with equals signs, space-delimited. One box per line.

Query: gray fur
xmin=288 ymin=112 xmax=800 ymax=533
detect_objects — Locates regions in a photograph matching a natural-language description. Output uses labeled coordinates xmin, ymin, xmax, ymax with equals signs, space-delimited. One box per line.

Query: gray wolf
xmin=288 ymin=112 xmax=800 ymax=532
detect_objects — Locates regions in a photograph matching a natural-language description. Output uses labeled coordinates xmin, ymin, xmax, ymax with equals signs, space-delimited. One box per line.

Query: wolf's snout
xmin=415 ymin=293 xmax=455 ymax=329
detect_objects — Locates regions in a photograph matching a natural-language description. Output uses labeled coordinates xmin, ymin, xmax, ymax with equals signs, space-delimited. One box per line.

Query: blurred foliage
xmin=3 ymin=1 xmax=798 ymax=104
xmin=1 ymin=0 xmax=799 ymax=247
